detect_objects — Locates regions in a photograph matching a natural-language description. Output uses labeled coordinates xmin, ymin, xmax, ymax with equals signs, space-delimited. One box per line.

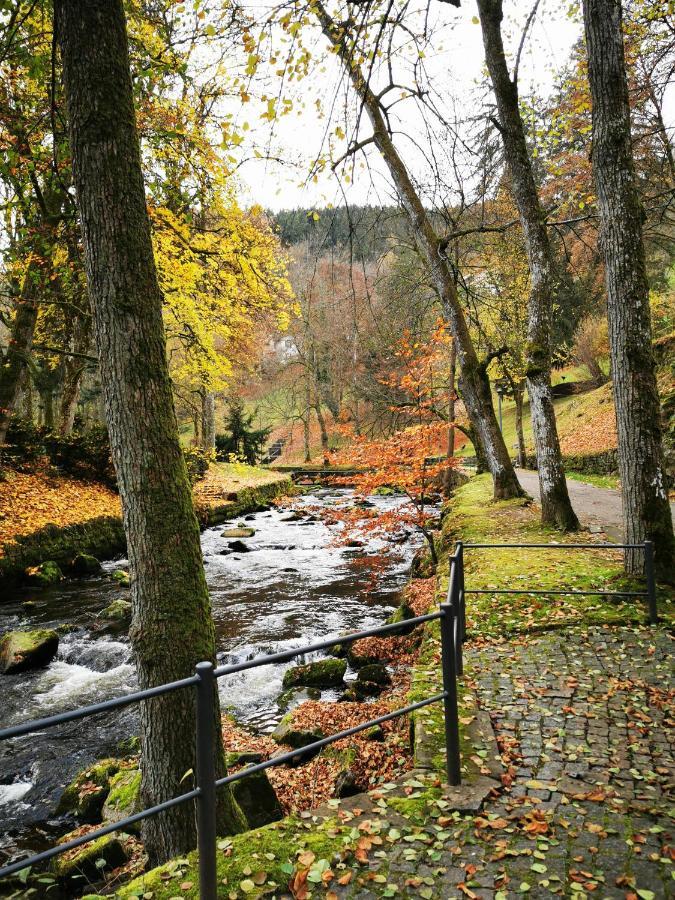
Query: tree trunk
xmin=583 ymin=0 xmax=674 ymax=581
xmin=315 ymin=400 xmax=330 ymax=461
xmin=55 ymin=0 xmax=245 ymax=864
xmin=447 ymin=337 xmax=456 ymax=458
xmin=477 ymin=0 xmax=578 ymax=530
xmin=314 ymin=1 xmax=522 ymax=501
xmin=0 ymin=274 xmax=38 ymax=444
xmin=59 ymin=315 xmax=91 ymax=435
xmin=514 ymin=385 xmax=526 ymax=468
xmin=200 ymin=389 xmax=216 ymax=452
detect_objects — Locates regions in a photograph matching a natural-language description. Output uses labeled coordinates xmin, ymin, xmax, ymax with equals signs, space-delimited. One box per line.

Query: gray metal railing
xmin=457 ymin=539 xmax=658 ymax=625
xmin=0 ymin=565 xmax=466 ymax=899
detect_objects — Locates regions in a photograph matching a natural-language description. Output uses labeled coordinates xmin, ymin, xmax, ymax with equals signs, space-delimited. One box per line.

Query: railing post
xmin=643 ymin=541 xmax=658 ymax=625
xmin=195 ymin=662 xmax=218 ymax=900
xmin=456 ymin=541 xmax=466 ymax=641
xmin=439 ymin=602 xmax=461 ymax=786
xmin=448 ymin=553 xmax=463 ymax=676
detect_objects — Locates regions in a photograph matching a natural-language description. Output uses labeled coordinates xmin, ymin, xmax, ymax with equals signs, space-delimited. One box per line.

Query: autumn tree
xmin=54 ymin=0 xmax=245 ymax=864
xmin=582 ymin=0 xmax=674 ymax=581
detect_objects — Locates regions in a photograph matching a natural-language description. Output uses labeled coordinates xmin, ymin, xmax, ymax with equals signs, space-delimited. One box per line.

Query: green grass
xmin=440 ymin=475 xmax=673 ymax=637
xmin=566 ymin=470 xmax=620 ymax=490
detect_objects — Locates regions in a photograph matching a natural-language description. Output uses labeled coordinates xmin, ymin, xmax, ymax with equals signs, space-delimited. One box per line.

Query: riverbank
xmin=108 ymin=474 xmax=674 ymax=899
xmin=0 ymin=463 xmax=291 ymax=586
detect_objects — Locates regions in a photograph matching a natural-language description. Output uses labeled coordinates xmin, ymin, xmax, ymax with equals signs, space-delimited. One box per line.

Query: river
xmin=0 ymin=488 xmax=424 ymax=868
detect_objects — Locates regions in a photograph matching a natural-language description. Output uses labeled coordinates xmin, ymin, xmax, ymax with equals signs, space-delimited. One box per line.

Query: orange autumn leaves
xmin=0 ymin=469 xmax=120 ymax=552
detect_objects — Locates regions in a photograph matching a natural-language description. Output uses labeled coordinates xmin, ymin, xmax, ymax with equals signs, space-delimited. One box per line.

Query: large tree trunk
xmin=315 ymin=399 xmax=330 ymax=461
xmin=447 ymin=337 xmax=456 ymax=458
xmin=59 ymin=315 xmax=91 ymax=434
xmin=583 ymin=0 xmax=674 ymax=582
xmin=200 ymin=389 xmax=216 ymax=452
xmin=0 ymin=273 xmax=38 ymax=444
xmin=314 ymin=1 xmax=522 ymax=500
xmin=55 ymin=0 xmax=245 ymax=864
xmin=477 ymin=0 xmax=578 ymax=530
xmin=513 ymin=384 xmax=526 ymax=469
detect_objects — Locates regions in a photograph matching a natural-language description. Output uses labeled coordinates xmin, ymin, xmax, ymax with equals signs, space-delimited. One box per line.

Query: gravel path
xmin=515 ymin=468 xmax=675 ymax=540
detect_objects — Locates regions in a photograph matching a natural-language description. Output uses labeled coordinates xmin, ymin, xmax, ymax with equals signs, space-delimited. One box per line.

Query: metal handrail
xmin=0 ymin=594 xmax=463 ymax=898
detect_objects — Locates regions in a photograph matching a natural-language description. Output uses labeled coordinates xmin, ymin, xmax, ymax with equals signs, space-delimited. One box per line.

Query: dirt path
xmin=515 ymin=467 xmax=675 ymax=540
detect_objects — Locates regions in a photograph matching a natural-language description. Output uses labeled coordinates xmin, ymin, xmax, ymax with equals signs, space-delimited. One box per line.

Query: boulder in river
xmin=282 ymin=657 xmax=346 ymax=689
xmin=52 ymin=831 xmax=129 ymax=886
xmin=70 ymin=553 xmax=103 ymax=576
xmin=271 ymin=712 xmax=324 ymax=749
xmin=343 ymin=680 xmax=384 ymax=701
xmin=102 ymin=768 xmax=141 ymax=829
xmin=98 ymin=599 xmax=132 ymax=627
xmin=0 ymin=629 xmax=59 ymax=674
xmin=112 ymin=569 xmax=130 ymax=588
xmin=346 ymin=645 xmax=380 ymax=669
xmin=57 ymin=758 xmax=126 ymax=822
xmin=24 ymin=560 xmax=62 ymax=587
xmin=357 ymin=663 xmax=391 ymax=686
xmin=276 ymin=686 xmax=321 ymax=713
xmin=222 ymin=526 xmax=256 ymax=538
xmin=228 ymin=539 xmax=252 ymax=553
xmin=231 ymin=769 xmax=283 ymax=829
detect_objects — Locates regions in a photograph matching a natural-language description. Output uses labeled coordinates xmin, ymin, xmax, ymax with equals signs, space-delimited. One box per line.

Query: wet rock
xmin=411 ymin=547 xmax=436 ymax=579
xmin=386 ymin=599 xmax=416 ymax=635
xmin=52 ymin=831 xmax=129 ymax=885
xmin=346 ymin=646 xmax=380 ymax=669
xmin=357 ymin=664 xmax=391 ymax=686
xmin=112 ymin=569 xmax=130 ymax=588
xmin=24 ymin=560 xmax=62 ymax=587
xmin=98 ymin=599 xmax=132 ymax=626
xmin=355 ymin=499 xmax=375 ymax=508
xmin=102 ymin=769 xmax=141 ymax=829
xmin=0 ymin=629 xmax=59 ymax=674
xmin=226 ymin=751 xmax=264 ymax=767
xmin=282 ymin=567 xmax=298 ymax=573
xmin=346 ymin=539 xmax=365 ymax=548
xmin=228 ymin=539 xmax=252 ymax=553
xmin=281 ymin=511 xmax=304 ymax=522
xmin=343 ymin=680 xmax=383 ymax=701
xmin=57 ymin=759 xmax=126 ymax=822
xmin=70 ymin=553 xmax=103 ymax=576
xmin=222 ymin=527 xmax=256 ymax=538
xmin=282 ymin=658 xmax=346 ymax=689
xmin=231 ymin=769 xmax=283 ymax=828
xmin=334 ymin=769 xmax=360 ymax=798
xmin=276 ymin=686 xmax=321 ymax=713
xmin=271 ymin=712 xmax=324 ymax=749
xmin=365 ymin=725 xmax=385 ymax=741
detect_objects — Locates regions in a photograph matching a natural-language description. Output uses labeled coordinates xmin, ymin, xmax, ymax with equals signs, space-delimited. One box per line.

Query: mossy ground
xmin=441 ymin=475 xmax=673 ymax=638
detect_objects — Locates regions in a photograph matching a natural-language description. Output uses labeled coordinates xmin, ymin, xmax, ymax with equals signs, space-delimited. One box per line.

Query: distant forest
xmin=271 ymin=205 xmax=408 ymax=260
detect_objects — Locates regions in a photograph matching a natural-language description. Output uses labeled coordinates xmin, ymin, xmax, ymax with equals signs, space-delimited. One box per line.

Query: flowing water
xmin=0 ymin=489 xmax=424 ymax=867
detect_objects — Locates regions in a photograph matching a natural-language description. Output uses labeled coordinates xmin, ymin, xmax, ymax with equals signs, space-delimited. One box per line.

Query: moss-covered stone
xmin=221 ymin=526 xmax=256 ymax=538
xmin=0 ymin=629 xmax=59 ymax=674
xmin=357 ymin=663 xmax=391 ymax=685
xmin=270 ymin=712 xmax=324 ymax=748
xmin=98 ymin=598 xmax=132 ymax=625
xmin=52 ymin=831 xmax=129 ymax=884
xmin=57 ymin=759 xmax=126 ymax=822
xmin=386 ymin=599 xmax=416 ymax=635
xmin=276 ymin=685 xmax=320 ymax=713
xmin=24 ymin=560 xmax=63 ymax=586
xmin=346 ymin=645 xmax=380 ymax=668
xmin=343 ymin=680 xmax=383 ymax=701
xmin=112 ymin=569 xmax=130 ymax=587
xmin=282 ymin=657 xmax=346 ymax=689
xmin=411 ymin=546 xmax=436 ymax=579
xmin=70 ymin=553 xmax=103 ymax=576
xmin=230 ymin=769 xmax=283 ymax=829
xmin=102 ymin=768 xmax=141 ymax=828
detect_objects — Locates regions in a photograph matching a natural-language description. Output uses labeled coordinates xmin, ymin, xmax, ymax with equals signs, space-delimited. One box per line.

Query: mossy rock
xmin=52 ymin=831 xmax=129 ymax=884
xmin=282 ymin=657 xmax=346 ymax=689
xmin=221 ymin=526 xmax=256 ymax=538
xmin=98 ymin=598 xmax=132 ymax=625
xmin=57 ymin=758 xmax=126 ymax=822
xmin=102 ymin=768 xmax=141 ymax=828
xmin=271 ymin=712 xmax=324 ymax=748
xmin=0 ymin=629 xmax=59 ymax=674
xmin=276 ymin=686 xmax=321 ymax=713
xmin=357 ymin=663 xmax=391 ymax=686
xmin=116 ymin=735 xmax=140 ymax=757
xmin=386 ymin=599 xmax=416 ymax=635
xmin=346 ymin=645 xmax=380 ymax=668
xmin=343 ymin=680 xmax=383 ymax=701
xmin=411 ymin=547 xmax=436 ymax=579
xmin=112 ymin=569 xmax=130 ymax=588
xmin=24 ymin=560 xmax=62 ymax=587
xmin=231 ymin=769 xmax=283 ymax=829
xmin=70 ymin=553 xmax=103 ymax=576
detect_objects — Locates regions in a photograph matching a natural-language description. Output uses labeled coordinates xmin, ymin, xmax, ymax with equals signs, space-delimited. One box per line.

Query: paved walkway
xmin=325 ymin=626 xmax=673 ymax=899
xmin=515 ymin=468 xmax=675 ymax=540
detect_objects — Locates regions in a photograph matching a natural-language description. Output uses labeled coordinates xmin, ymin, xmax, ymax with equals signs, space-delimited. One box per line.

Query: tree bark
xmin=477 ymin=0 xmax=578 ymax=530
xmin=59 ymin=315 xmax=91 ymax=434
xmin=583 ymin=0 xmax=674 ymax=581
xmin=314 ymin=1 xmax=522 ymax=500
xmin=514 ymin=384 xmax=526 ymax=468
xmin=55 ymin=0 xmax=245 ymax=864
xmin=315 ymin=399 xmax=330 ymax=461
xmin=0 ymin=272 xmax=38 ymax=444
xmin=447 ymin=337 xmax=456 ymax=458
xmin=200 ymin=389 xmax=216 ymax=452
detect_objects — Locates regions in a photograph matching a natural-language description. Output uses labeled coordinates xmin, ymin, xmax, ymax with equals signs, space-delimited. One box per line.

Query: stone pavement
xmin=327 ymin=625 xmax=674 ymax=899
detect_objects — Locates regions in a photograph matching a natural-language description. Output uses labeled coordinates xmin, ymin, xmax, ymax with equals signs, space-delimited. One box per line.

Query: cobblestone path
xmin=332 ymin=625 xmax=674 ymax=899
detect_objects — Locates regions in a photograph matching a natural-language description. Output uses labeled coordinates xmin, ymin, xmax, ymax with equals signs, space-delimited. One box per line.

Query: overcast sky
xmin=232 ymin=0 xmax=587 ymax=211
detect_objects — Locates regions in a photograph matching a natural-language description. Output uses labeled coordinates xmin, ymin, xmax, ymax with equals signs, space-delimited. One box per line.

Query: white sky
xmin=231 ymin=0 xmax=586 ymax=210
